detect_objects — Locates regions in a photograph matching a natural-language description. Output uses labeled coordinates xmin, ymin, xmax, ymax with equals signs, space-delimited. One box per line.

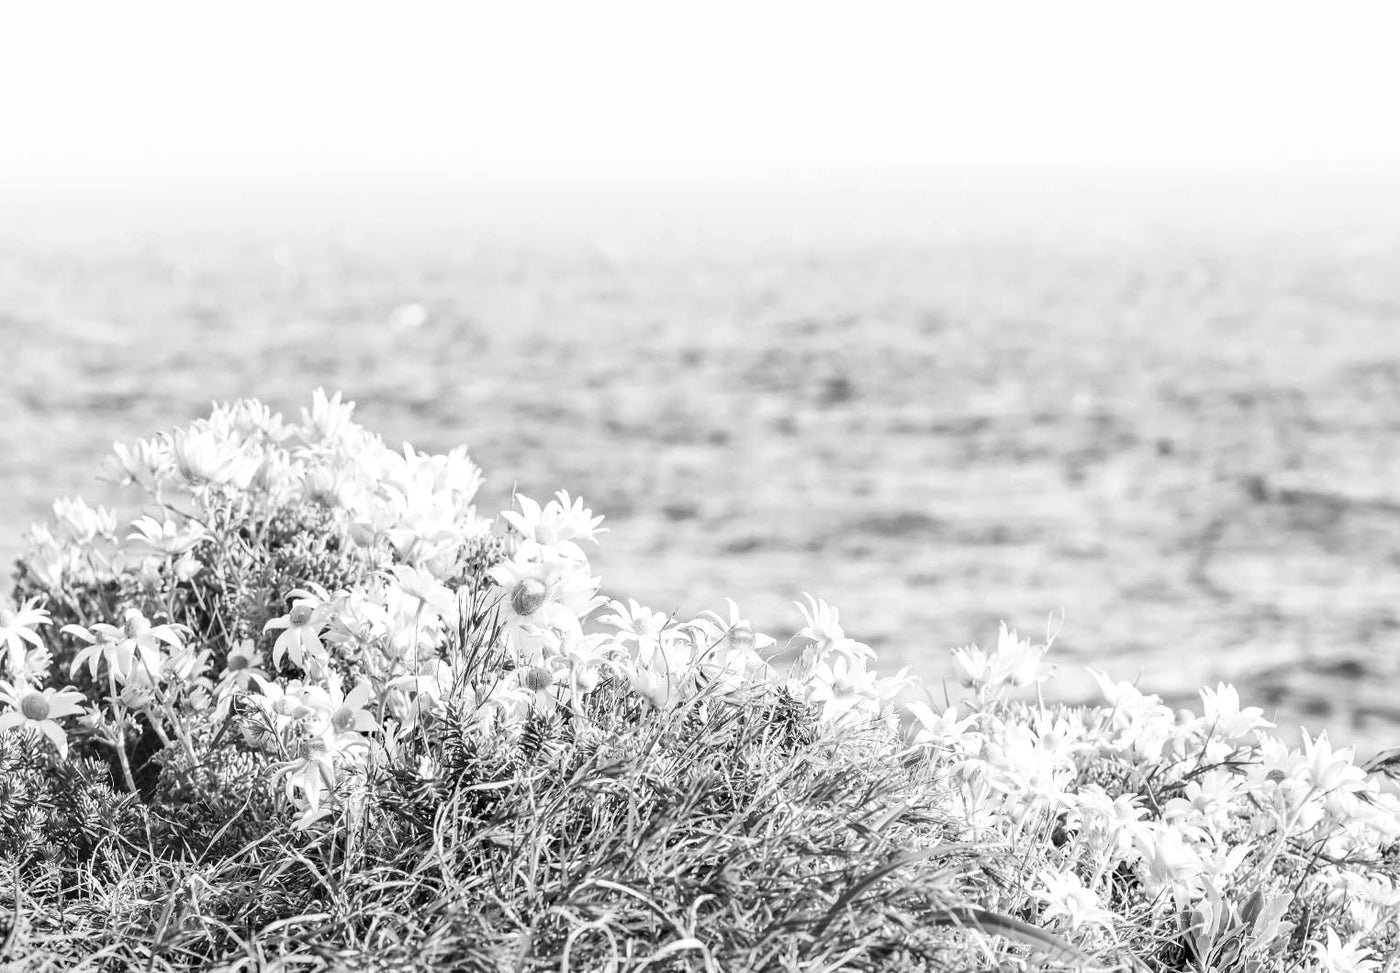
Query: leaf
xmin=927 ymin=906 xmax=1091 ymax=965
xmin=811 ymin=845 xmax=983 ymax=936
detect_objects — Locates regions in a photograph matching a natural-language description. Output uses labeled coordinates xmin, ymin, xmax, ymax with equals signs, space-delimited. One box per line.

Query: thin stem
xmin=107 ymin=669 xmax=138 ymax=793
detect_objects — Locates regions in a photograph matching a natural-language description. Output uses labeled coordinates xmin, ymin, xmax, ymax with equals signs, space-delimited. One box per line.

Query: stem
xmin=137 ymin=653 xmax=201 ymax=768
xmin=107 ymin=669 xmax=138 ymax=793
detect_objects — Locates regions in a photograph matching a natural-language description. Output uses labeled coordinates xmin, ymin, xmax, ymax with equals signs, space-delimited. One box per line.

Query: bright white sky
xmin=2 ymin=1 xmax=1399 ymax=189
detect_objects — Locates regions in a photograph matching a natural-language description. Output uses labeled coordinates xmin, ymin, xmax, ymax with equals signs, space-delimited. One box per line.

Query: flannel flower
xmin=0 ymin=678 xmax=87 ymax=758
xmin=0 ymin=597 xmax=52 ymax=676
xmin=501 ymin=490 xmax=605 ymax=560
xmin=265 ymin=587 xmax=335 ymax=671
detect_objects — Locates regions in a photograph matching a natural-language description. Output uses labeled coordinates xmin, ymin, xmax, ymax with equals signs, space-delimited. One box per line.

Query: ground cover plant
xmin=1 ymin=390 xmax=1397 ymax=972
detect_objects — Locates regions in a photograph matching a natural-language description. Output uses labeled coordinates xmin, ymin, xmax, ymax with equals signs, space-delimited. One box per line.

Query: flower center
xmin=226 ymin=654 xmax=250 ymax=671
xmin=331 ymin=706 xmax=356 ymax=733
xmin=523 ymin=666 xmax=555 ymax=692
xmin=297 ymin=738 xmax=329 ymax=760
xmin=289 ymin=605 xmax=313 ymax=626
xmin=20 ymin=693 xmax=51 ymax=721
xmin=511 ymin=578 xmax=548 ymax=616
xmin=832 ymin=678 xmax=856 ymax=697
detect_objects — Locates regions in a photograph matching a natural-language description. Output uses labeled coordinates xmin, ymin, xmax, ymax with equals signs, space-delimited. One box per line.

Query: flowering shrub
xmin=0 ymin=391 xmax=1396 ymax=971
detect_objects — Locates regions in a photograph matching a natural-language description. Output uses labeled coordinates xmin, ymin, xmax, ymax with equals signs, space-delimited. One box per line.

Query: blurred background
xmin=3 ymin=2 xmax=1400 ymax=751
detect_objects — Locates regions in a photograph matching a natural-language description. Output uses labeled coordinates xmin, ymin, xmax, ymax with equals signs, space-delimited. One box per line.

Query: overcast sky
xmin=2 ymin=1 xmax=1398 ymax=190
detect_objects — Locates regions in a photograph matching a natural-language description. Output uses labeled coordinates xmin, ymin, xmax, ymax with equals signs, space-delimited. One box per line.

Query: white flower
xmin=805 ymin=654 xmax=903 ymax=727
xmin=488 ymin=548 xmax=603 ymax=660
xmin=1311 ymin=927 xmax=1379 ymax=973
xmin=0 ymin=678 xmax=87 ymax=758
xmin=269 ymin=737 xmax=340 ymax=830
xmin=299 ymin=388 xmax=359 ymax=445
xmin=0 ymin=598 xmax=51 ymax=677
xmin=952 ymin=643 xmax=994 ymax=688
xmin=1198 ymin=682 xmax=1274 ymax=741
xmin=515 ymin=663 xmax=570 ymax=713
xmin=989 ymin=623 xmax=1052 ymax=687
xmin=216 ymin=638 xmax=269 ymax=693
xmin=385 ymin=564 xmax=458 ymax=622
xmin=167 ymin=426 xmax=258 ymax=488
xmin=265 ymin=587 xmax=336 ymax=672
xmin=628 ymin=632 xmax=697 ymax=710
xmin=1300 ymin=729 xmax=1366 ymax=795
xmin=501 ymin=491 xmax=605 ymax=560
xmin=795 ymin=592 xmax=845 ymax=648
xmin=599 ymin=599 xmax=670 ymax=658
xmin=687 ymin=600 xmax=775 ymax=691
xmin=906 ymin=701 xmax=977 ymax=750
xmin=125 ymin=515 xmax=207 ymax=558
xmin=1033 ymin=869 xmax=1114 ymax=932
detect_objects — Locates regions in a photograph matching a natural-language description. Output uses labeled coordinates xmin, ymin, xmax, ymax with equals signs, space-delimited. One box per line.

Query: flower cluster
xmin=910 ymin=627 xmax=1400 ymax=970
xmin=2 ymin=390 xmax=1397 ymax=972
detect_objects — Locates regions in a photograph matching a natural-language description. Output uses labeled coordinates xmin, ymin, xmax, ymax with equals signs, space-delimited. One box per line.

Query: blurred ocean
xmin=3 ymin=172 xmax=1399 ymax=752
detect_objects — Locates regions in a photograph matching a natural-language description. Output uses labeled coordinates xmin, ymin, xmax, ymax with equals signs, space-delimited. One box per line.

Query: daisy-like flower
xmin=954 ymin=624 xmax=1052 ymax=691
xmin=1073 ymin=786 xmax=1149 ymax=857
xmin=217 ymin=638 xmax=269 ymax=693
xmin=302 ymin=464 xmax=356 ymax=509
xmin=105 ymin=435 xmax=169 ymax=491
xmin=1086 ymin=668 xmax=1166 ymax=719
xmin=385 ymin=564 xmax=458 ymax=622
xmin=988 ymin=623 xmax=1053 ymax=687
xmin=1033 ymin=869 xmax=1114 ymax=932
xmin=385 ymin=660 xmax=455 ymax=731
xmin=1300 ymin=729 xmax=1366 ymax=796
xmin=65 ymin=620 xmax=134 ymax=682
xmin=1135 ymin=824 xmax=1205 ymax=907
xmin=269 ymin=737 xmax=340 ymax=830
xmin=906 ymin=700 xmax=978 ymax=750
xmin=488 ymin=548 xmax=604 ymax=659
xmin=119 ymin=608 xmax=186 ymax=680
xmin=0 ymin=678 xmax=87 ymax=758
xmin=68 ymin=609 xmax=185 ymax=684
xmin=691 ymin=599 xmax=776 ymax=657
xmin=687 ymin=602 xmax=776 ymax=692
xmin=599 ymin=598 xmax=670 ymax=658
xmin=50 ymin=497 xmax=117 ymax=545
xmin=239 ymin=676 xmax=317 ymax=752
xmin=1198 ymin=682 xmax=1274 ymax=741
xmin=795 ymin=592 xmax=844 ymax=646
xmin=951 ymin=642 xmax=995 ymax=688
xmin=628 ymin=634 xmax=697 ymax=710
xmin=126 ymin=514 xmax=207 ymax=560
xmin=15 ymin=645 xmax=54 ymax=683
xmin=806 ymin=654 xmax=882 ymax=727
xmin=1311 ymin=927 xmax=1379 ymax=973
xmin=501 ymin=491 xmax=605 ymax=560
xmin=299 ymin=388 xmax=359 ymax=446
xmin=304 ymin=673 xmax=380 ymax=742
xmin=515 ymin=663 xmax=570 ymax=713
xmin=265 ymin=587 xmax=336 ymax=671
xmin=0 ymin=597 xmax=52 ymax=676
xmin=167 ymin=426 xmax=259 ymax=489
xmin=539 ymin=629 xmax=617 ymax=695
xmin=793 ymin=593 xmax=876 ymax=675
